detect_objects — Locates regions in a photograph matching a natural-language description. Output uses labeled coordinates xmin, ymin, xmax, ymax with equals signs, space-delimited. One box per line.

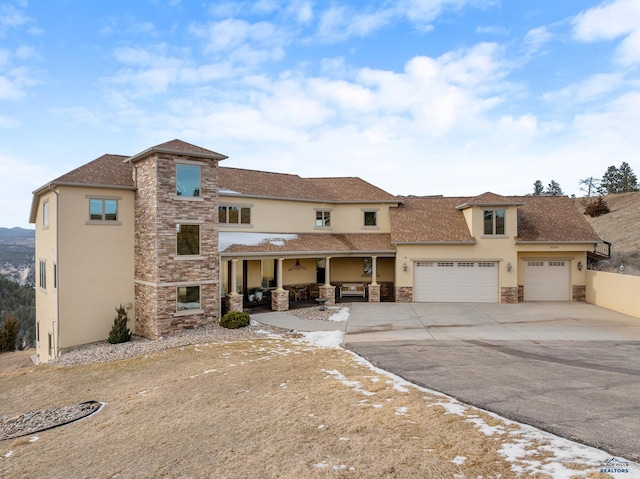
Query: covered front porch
xmin=221 ymin=255 xmax=396 ymax=313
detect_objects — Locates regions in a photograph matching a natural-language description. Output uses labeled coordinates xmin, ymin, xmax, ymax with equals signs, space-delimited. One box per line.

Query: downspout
xmin=49 ymin=184 xmax=60 ymax=359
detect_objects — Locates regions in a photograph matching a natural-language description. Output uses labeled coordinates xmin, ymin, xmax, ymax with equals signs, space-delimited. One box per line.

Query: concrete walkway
xmin=251 ymin=311 xmax=347 ymax=332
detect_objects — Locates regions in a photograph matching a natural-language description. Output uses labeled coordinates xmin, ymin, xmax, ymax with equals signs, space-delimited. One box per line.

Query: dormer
xmin=456 ymin=192 xmax=524 ymax=240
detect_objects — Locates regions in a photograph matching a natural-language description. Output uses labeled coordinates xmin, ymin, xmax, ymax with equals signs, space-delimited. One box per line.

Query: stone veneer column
xmin=133 ymin=145 xmax=223 ymax=339
xmin=572 ymin=285 xmax=586 ymax=302
xmin=395 ymin=286 xmax=413 ymax=303
xmin=368 ymin=284 xmax=380 ymax=302
xmin=271 ymin=258 xmax=289 ymax=311
xmin=319 ymin=285 xmax=336 ymax=306
xmin=500 ymin=287 xmax=519 ymax=303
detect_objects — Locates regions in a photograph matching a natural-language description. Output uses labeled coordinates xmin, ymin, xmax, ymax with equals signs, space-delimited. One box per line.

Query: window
xmin=176 ymin=224 xmax=200 ymax=255
xmin=219 ymin=205 xmax=251 ymax=225
xmin=39 ymin=260 xmax=46 ymax=289
xmin=176 ymin=164 xmax=201 ymax=197
xmin=43 ymin=201 xmax=49 ymax=228
xmin=53 ymin=263 xmax=57 ymax=289
xmin=48 ymin=333 xmax=53 ymax=357
xmin=177 ymin=285 xmax=201 ymax=311
xmin=36 ymin=321 xmax=39 ymax=343
xmin=316 ymin=210 xmax=331 ymax=227
xmin=363 ymin=258 xmax=372 ymax=275
xmin=90 ymin=198 xmax=118 ymax=221
xmin=364 ymin=211 xmax=377 ymax=227
xmin=483 ymin=209 xmax=505 ymax=235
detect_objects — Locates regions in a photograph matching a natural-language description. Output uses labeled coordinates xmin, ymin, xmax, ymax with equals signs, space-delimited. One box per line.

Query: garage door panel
xmin=414 ymin=261 xmax=497 ymax=302
xmin=524 ymin=261 xmax=570 ymax=301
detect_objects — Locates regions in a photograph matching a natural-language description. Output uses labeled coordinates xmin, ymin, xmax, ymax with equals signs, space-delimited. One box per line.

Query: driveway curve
xmin=342 ymin=302 xmax=640 ymax=462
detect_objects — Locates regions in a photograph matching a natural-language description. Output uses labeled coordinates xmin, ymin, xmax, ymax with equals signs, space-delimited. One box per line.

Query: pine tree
xmin=544 ymin=180 xmax=563 ymax=196
xmin=107 ymin=305 xmax=132 ymax=344
xmin=532 ymin=180 xmax=544 ymax=196
xmin=600 ymin=165 xmax=620 ymax=194
xmin=618 ymin=162 xmax=638 ymax=192
xmin=579 ymin=177 xmax=599 ymax=197
xmin=0 ymin=316 xmax=20 ymax=353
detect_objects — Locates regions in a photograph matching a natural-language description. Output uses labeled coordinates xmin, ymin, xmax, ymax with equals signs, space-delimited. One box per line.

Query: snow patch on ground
xmin=298 ymin=330 xmax=344 ymax=348
xmin=328 ymin=307 xmax=350 ymax=322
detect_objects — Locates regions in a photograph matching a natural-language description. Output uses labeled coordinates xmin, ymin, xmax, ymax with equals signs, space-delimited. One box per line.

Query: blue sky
xmin=1 ymin=0 xmax=639 ymax=228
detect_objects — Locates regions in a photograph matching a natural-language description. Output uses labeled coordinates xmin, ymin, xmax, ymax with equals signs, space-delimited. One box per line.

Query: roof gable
xmin=456 ymin=192 xmax=525 ymax=210
xmin=53 ymin=154 xmax=134 ymax=187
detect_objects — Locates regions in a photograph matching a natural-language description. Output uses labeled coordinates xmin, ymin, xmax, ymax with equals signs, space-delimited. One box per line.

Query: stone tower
xmin=127 ymin=140 xmax=227 ymax=339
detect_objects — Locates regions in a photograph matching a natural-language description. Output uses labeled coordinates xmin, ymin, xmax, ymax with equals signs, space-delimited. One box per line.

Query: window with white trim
xmin=43 ymin=201 xmax=49 ymax=228
xmin=483 ymin=209 xmax=505 ymax=235
xmin=315 ymin=210 xmax=331 ymax=228
xmin=219 ymin=205 xmax=251 ymax=225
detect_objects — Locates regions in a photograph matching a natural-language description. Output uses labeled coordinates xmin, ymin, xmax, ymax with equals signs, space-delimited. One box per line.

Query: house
xmin=29 ymin=139 xmax=604 ymax=363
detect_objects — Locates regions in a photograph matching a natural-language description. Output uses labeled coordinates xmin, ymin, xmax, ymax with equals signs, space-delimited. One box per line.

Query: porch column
xmin=227 ymin=259 xmax=243 ymax=312
xmin=319 ymin=256 xmax=336 ymax=306
xmin=271 ymin=257 xmax=289 ymax=311
xmin=368 ymin=255 xmax=381 ymax=302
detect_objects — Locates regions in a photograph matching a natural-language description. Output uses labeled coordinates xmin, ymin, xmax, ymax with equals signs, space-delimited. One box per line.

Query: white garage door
xmin=524 ymin=260 xmax=570 ymax=301
xmin=414 ymin=261 xmax=498 ymax=302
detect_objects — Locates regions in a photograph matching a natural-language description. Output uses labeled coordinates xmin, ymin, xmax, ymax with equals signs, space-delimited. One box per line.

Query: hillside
xmin=578 ymin=192 xmax=640 ymax=275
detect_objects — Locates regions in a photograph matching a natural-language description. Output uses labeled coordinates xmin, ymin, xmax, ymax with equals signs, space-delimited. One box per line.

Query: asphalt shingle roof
xmin=54 ymin=154 xmax=134 ymax=188
xmin=219 ymin=167 xmax=398 ymax=202
xmin=391 ymin=195 xmax=601 ymax=243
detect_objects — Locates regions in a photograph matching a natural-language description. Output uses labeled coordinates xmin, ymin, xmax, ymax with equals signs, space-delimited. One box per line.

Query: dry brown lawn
xmin=0 ymin=340 xmax=609 ymax=478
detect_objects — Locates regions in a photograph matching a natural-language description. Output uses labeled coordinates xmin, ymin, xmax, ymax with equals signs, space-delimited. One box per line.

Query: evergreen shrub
xmin=585 ymin=197 xmax=610 ymax=217
xmin=107 ymin=305 xmax=132 ymax=344
xmin=219 ymin=311 xmax=250 ymax=329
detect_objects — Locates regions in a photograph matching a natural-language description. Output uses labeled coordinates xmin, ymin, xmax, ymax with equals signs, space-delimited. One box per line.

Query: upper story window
xmin=176 ymin=164 xmax=201 ymax=197
xmin=89 ymin=198 xmax=118 ymax=222
xmin=219 ymin=205 xmax=251 ymax=225
xmin=43 ymin=201 xmax=49 ymax=228
xmin=176 ymin=224 xmax=200 ymax=256
xmin=483 ymin=209 xmax=505 ymax=235
xmin=315 ymin=210 xmax=331 ymax=228
xmin=39 ymin=260 xmax=46 ymax=290
xmin=363 ymin=210 xmax=378 ymax=228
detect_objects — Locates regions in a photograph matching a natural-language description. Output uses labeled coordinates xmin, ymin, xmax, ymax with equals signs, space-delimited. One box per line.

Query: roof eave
xmin=126 ymin=146 xmax=228 ymax=164
xmin=219 ymin=192 xmax=402 ymax=204
xmin=392 ymin=240 xmax=477 ymax=245
xmin=220 ymin=249 xmax=397 ymax=257
xmin=514 ymin=240 xmax=600 ymax=244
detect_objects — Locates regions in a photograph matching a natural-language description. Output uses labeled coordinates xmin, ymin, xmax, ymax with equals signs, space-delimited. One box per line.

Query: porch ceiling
xmin=219 ymin=232 xmax=395 ymax=256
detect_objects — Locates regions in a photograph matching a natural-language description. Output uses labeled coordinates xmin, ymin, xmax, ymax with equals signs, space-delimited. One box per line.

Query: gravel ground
xmin=50 ymin=303 xmax=350 ymax=368
xmin=1 ymin=305 xmax=350 ymax=442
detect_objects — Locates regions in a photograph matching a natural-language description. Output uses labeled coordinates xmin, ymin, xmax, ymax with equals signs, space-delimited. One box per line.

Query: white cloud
xmin=0 ymin=114 xmax=19 ymax=127
xmin=541 ymin=73 xmax=624 ymax=104
xmin=572 ymin=0 xmax=640 ymax=65
xmin=316 ymin=5 xmax=393 ymax=42
xmin=523 ymin=26 xmax=553 ymax=55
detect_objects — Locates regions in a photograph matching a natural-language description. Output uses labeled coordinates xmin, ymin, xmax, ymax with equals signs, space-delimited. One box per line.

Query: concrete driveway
xmin=343 ymin=302 xmax=640 ymax=462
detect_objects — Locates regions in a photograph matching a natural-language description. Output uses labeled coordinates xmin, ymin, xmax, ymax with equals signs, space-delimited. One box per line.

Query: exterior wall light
xmin=403 ymin=262 xmax=408 ymax=272
xmin=506 ymin=262 xmax=512 ymax=272
xmin=577 ymin=261 xmax=583 ymax=271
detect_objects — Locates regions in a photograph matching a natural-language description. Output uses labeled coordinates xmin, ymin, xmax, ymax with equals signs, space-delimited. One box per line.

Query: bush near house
xmin=107 ymin=305 xmax=132 ymax=344
xmin=219 ymin=311 xmax=250 ymax=329
xmin=584 ymin=197 xmax=610 ymax=217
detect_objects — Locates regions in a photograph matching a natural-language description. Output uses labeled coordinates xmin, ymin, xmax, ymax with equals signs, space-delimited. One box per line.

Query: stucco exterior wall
xmin=57 ymin=186 xmax=135 ymax=350
xmin=34 ymin=190 xmax=58 ymax=363
xmin=517 ymin=250 xmax=588 ymax=288
xmin=586 ymin=270 xmax=640 ymax=318
xmin=218 ymin=196 xmax=393 ymax=234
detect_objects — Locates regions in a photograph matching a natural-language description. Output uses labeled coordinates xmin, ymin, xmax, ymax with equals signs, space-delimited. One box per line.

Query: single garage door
xmin=414 ymin=261 xmax=498 ymax=302
xmin=524 ymin=260 xmax=570 ymax=301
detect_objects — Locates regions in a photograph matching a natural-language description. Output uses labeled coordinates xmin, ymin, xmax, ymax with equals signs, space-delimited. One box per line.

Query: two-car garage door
xmin=414 ymin=261 xmax=498 ymax=302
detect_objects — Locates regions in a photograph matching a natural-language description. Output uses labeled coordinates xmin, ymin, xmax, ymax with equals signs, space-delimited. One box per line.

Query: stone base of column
xmin=395 ymin=286 xmax=413 ymax=303
xmin=572 ymin=285 xmax=586 ymax=302
xmin=227 ymin=294 xmax=243 ymax=313
xmin=368 ymin=284 xmax=380 ymax=302
xmin=271 ymin=289 xmax=289 ymax=311
xmin=500 ymin=287 xmax=519 ymax=304
xmin=319 ymin=285 xmax=336 ymax=306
